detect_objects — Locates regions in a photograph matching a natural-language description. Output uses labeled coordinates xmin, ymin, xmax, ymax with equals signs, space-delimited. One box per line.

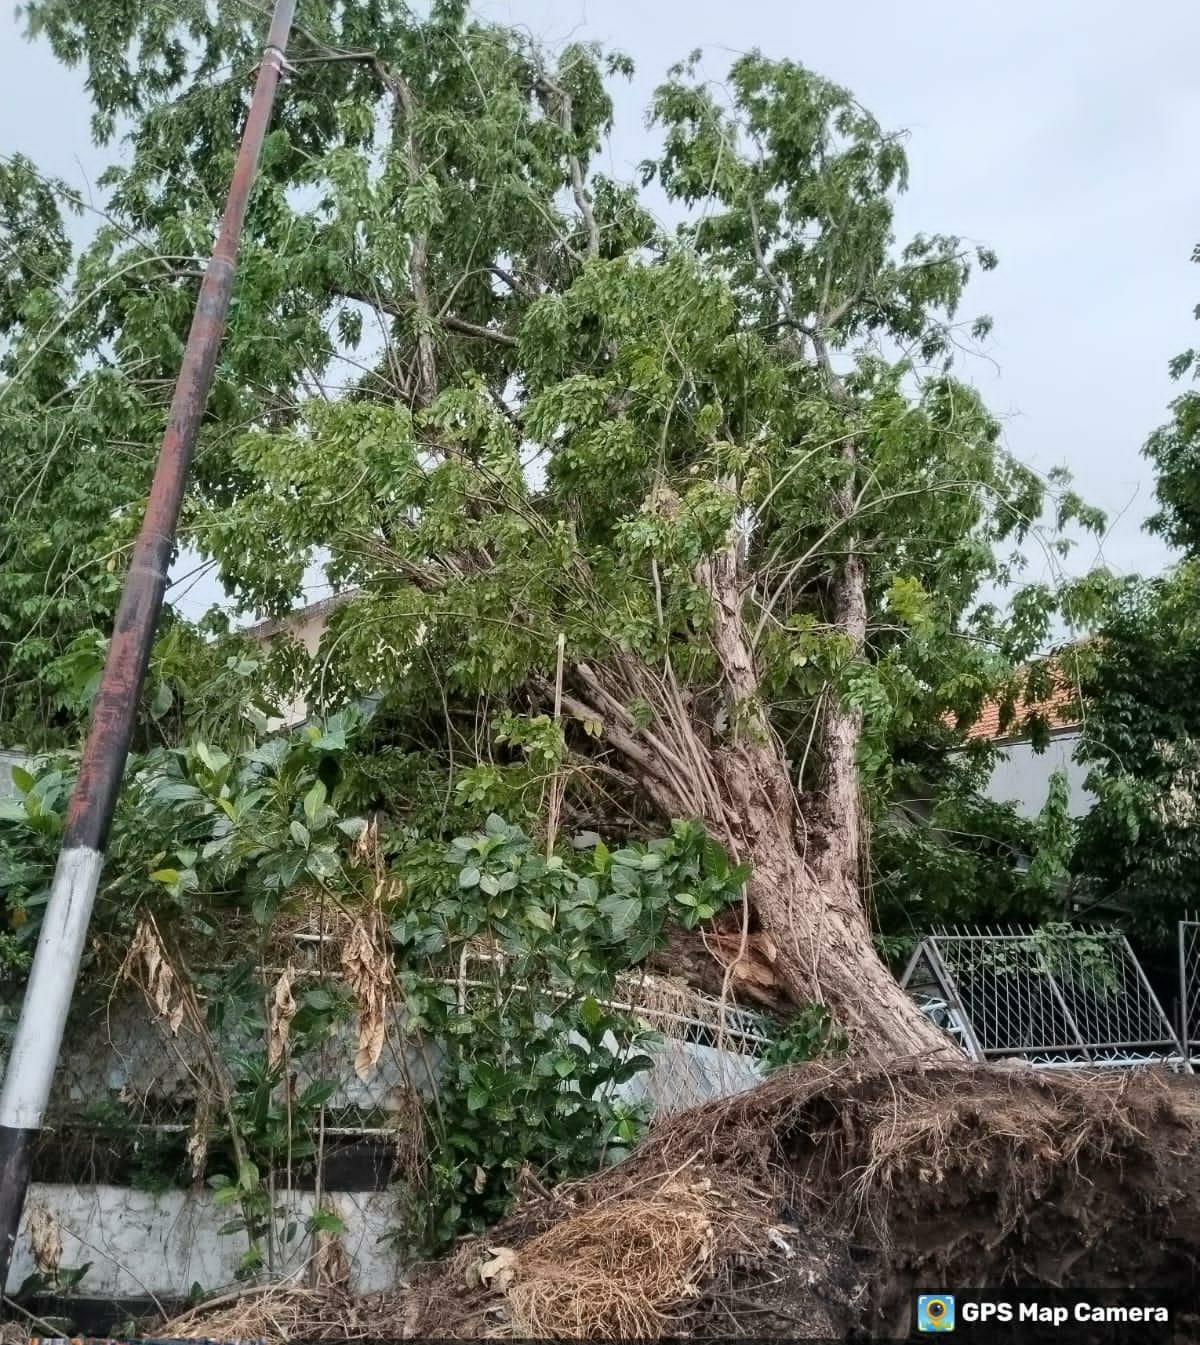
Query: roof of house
xmin=242 ymin=590 xmax=356 ymax=643
xmin=961 ymin=664 xmax=1082 ymax=743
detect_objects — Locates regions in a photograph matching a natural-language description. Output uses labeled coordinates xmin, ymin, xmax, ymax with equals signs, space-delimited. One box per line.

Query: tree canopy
xmin=1068 ymin=245 xmax=1200 ymax=938
xmin=0 ymin=0 xmax=1101 ymax=1052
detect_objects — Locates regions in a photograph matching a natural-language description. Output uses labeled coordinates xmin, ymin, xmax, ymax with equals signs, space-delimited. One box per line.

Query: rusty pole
xmin=0 ymin=0 xmax=297 ymax=1292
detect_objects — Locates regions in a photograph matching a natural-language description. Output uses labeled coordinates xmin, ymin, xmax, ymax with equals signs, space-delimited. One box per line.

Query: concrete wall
xmin=9 ymin=1185 xmax=403 ymax=1297
xmin=12 ymin=991 xmax=763 ymax=1301
xmin=0 ymin=749 xmax=30 ymax=801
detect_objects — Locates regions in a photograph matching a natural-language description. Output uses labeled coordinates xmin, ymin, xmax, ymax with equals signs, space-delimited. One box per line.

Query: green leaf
xmin=149 ymin=868 xmax=180 ymax=885
xmin=290 ymin=820 xmax=311 ymax=849
xmin=194 ymin=742 xmax=230 ymax=774
xmin=612 ymin=1053 xmax=655 ymax=1084
xmin=298 ymin=1079 xmax=338 ymax=1109
xmin=599 ymin=895 xmax=641 ymax=934
xmin=303 ymin=779 xmax=327 ymax=824
xmin=458 ymin=866 xmax=481 ymax=889
xmin=524 ymin=904 xmax=553 ymax=931
xmin=9 ymin=765 xmax=35 ymax=794
xmin=149 ymin=682 xmax=173 ymax=719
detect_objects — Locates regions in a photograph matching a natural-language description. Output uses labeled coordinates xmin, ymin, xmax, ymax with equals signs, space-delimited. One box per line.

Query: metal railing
xmin=902 ymin=926 xmax=1189 ymax=1070
xmin=1180 ymin=918 xmax=1200 ymax=1066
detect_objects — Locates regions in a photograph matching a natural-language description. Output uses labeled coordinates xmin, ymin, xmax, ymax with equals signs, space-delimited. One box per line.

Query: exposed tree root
xmin=407 ymin=1060 xmax=1200 ymax=1340
xmin=154 ymin=1061 xmax=1200 ymax=1340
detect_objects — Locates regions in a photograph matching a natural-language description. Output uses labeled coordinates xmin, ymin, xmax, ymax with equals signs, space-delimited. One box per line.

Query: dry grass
xmin=158 ymin=1282 xmax=409 ymax=1342
xmin=505 ymin=1181 xmax=717 ymax=1338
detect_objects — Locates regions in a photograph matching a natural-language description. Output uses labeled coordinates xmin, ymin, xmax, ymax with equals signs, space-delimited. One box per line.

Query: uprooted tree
xmin=1 ymin=0 xmax=1098 ymax=1056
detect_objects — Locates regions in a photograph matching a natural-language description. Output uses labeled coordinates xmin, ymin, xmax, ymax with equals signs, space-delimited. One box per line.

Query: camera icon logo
xmin=918 ymin=1295 xmax=956 ymax=1332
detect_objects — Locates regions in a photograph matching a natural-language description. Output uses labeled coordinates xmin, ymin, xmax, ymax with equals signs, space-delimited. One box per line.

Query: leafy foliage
xmin=1144 ymin=241 xmax=1200 ymax=553
xmin=2 ymin=2 xmax=1091 ymax=781
xmin=0 ymin=0 xmax=1116 ymax=1205
xmin=1071 ymin=564 xmax=1200 ymax=939
xmin=760 ymin=1001 xmax=847 ymax=1071
xmin=873 ymin=760 xmax=1077 ymax=947
xmin=1065 ymin=245 xmax=1200 ymax=942
xmin=0 ymin=711 xmax=746 ymax=1252
xmin=392 ymin=812 xmax=747 ymax=1249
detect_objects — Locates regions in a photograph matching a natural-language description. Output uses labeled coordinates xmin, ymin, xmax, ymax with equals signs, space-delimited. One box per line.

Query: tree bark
xmin=562 ymin=535 xmax=955 ymax=1059
xmin=698 ymin=543 xmax=957 ymax=1060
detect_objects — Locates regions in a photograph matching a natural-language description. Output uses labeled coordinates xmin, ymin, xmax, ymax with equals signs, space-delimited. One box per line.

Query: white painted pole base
xmin=0 ymin=845 xmax=104 ymax=1131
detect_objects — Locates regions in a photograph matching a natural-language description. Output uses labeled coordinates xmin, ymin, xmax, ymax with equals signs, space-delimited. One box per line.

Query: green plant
xmin=760 ymin=1002 xmax=848 ymax=1071
xmin=392 ymin=814 xmax=746 ymax=1252
xmin=0 ymin=0 xmax=1103 ymax=1058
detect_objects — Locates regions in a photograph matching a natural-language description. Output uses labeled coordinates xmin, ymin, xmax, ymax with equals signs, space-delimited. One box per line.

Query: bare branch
xmin=373 ymin=59 xmax=437 ymax=405
xmin=537 ymin=71 xmax=600 ymax=260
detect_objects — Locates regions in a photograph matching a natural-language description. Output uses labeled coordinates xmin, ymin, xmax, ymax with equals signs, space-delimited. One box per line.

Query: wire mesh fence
xmin=1180 ymin=918 xmax=1200 ymax=1065
xmin=1 ymin=964 xmax=769 ymax=1171
xmin=902 ymin=926 xmax=1188 ymax=1070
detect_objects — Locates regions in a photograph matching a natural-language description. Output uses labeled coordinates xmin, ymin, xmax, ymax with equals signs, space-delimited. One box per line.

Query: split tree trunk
xmin=564 ymin=540 xmax=956 ymax=1061
xmin=699 ymin=544 xmax=955 ymax=1059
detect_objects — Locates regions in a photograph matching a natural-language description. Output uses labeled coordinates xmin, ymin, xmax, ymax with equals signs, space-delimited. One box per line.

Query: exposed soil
xmin=404 ymin=1059 xmax=1200 ymax=1340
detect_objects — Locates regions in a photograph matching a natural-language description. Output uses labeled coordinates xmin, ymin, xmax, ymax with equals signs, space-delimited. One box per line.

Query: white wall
xmin=983 ymin=729 xmax=1094 ymax=819
xmin=0 ymin=749 xmax=30 ymax=801
xmin=8 ymin=1184 xmax=403 ymax=1296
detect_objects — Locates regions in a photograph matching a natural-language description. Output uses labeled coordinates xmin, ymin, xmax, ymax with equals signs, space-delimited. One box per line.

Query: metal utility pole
xmin=0 ymin=0 xmax=297 ymax=1293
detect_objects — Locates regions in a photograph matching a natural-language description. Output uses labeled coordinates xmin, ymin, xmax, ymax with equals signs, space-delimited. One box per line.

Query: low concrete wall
xmin=8 ymin=983 xmax=764 ymax=1304
xmin=9 ymin=1184 xmax=402 ymax=1297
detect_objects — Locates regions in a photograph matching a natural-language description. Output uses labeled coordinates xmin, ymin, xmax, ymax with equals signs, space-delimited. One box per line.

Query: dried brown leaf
xmin=268 ymin=964 xmax=297 ymax=1069
xmin=27 ymin=1203 xmax=61 ymax=1275
xmin=122 ymin=917 xmax=184 ymax=1034
xmin=341 ymin=918 xmax=391 ymax=1080
xmin=479 ymin=1245 xmax=518 ymax=1292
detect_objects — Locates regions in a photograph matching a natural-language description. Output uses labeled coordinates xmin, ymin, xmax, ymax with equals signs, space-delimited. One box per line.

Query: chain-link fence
xmin=902 ymin=927 xmax=1188 ymax=1069
xmin=2 ymin=957 xmax=769 ymax=1187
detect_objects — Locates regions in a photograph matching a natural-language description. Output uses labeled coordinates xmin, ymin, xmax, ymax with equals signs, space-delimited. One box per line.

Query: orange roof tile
xmin=961 ymin=668 xmax=1081 ymax=743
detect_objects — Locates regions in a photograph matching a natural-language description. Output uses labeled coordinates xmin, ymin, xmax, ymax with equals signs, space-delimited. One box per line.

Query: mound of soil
xmin=407 ymin=1060 xmax=1200 ymax=1340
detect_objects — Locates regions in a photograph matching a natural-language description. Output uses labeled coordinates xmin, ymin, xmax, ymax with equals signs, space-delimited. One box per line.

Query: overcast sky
xmin=3 ymin=1 xmax=1197 ymax=620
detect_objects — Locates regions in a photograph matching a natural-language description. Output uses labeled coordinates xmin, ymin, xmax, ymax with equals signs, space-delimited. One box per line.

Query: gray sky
xmin=4 ymin=0 xmax=1197 ymax=620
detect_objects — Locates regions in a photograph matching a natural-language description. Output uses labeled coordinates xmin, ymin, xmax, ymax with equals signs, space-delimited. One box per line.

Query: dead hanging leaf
xmin=341 ymin=918 xmax=390 ymax=1080
xmin=186 ymin=1126 xmax=208 ymax=1184
xmin=353 ymin=816 xmax=381 ymax=870
xmin=313 ymin=1207 xmax=352 ymax=1291
xmin=267 ymin=965 xmax=297 ymax=1069
xmin=27 ymin=1204 xmax=61 ymax=1276
xmin=479 ymin=1246 xmax=519 ymax=1292
xmin=121 ymin=917 xmax=185 ymax=1035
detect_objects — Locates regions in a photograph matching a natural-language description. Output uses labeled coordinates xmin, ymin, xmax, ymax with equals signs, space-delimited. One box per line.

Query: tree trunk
xmin=561 ymin=533 xmax=956 ymax=1058
xmin=698 ymin=543 xmax=956 ymax=1060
